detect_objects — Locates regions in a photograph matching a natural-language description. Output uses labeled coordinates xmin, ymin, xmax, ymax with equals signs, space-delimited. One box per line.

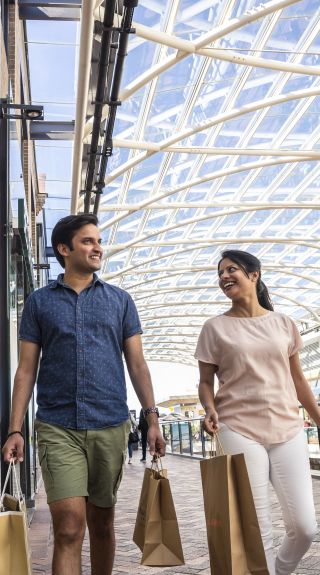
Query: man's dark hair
xmin=51 ymin=213 xmax=99 ymax=268
xmin=218 ymin=249 xmax=274 ymax=311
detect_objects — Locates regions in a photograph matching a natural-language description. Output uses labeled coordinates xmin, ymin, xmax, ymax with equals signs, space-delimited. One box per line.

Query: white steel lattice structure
xmin=25 ymin=0 xmax=320 ymax=368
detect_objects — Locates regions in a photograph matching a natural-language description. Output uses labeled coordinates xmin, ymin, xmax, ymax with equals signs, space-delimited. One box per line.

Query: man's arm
xmin=2 ymin=341 xmax=40 ymax=462
xmin=123 ymin=334 xmax=166 ymax=457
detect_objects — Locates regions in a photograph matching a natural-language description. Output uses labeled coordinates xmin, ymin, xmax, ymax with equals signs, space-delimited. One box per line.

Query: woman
xmin=195 ymin=249 xmax=319 ymax=575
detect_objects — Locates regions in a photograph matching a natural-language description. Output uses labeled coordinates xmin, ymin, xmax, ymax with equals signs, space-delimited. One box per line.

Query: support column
xmin=0 ymin=0 xmax=11 ymax=489
xmin=0 ymin=114 xmax=11 ymax=488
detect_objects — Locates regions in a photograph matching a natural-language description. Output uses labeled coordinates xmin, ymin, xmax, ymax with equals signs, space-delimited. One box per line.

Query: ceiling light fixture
xmin=0 ymin=102 xmax=44 ymax=120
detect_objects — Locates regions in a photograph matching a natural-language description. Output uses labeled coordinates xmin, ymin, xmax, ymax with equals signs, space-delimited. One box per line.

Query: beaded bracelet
xmin=7 ymin=431 xmax=24 ymax=439
xmin=144 ymin=407 xmax=159 ymax=418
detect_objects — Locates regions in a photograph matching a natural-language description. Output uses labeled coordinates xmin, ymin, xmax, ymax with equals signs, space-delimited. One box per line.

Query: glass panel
xmin=180 ymin=422 xmax=191 ymax=454
xmin=171 ymin=423 xmax=181 ymax=454
xmin=162 ymin=424 xmax=172 ymax=453
xmin=191 ymin=420 xmax=203 ymax=455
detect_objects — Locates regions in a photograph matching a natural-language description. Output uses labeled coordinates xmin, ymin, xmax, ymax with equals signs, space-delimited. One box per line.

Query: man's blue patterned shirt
xmin=19 ymin=274 xmax=142 ymax=429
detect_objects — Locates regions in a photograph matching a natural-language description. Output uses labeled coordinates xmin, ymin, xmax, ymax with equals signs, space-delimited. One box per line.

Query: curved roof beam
xmin=129 ymin=4 xmax=320 ymax=105
xmin=99 ymin=157 xmax=317 ymax=232
xmin=134 ymin=26 xmax=320 ymax=77
xmin=104 ymin=6 xmax=283 ymax=258
xmin=85 ymin=0 xmax=301 ymax=141
xmin=139 ymin=313 xmax=215 ymax=320
xmin=106 ymin=238 xmax=319 ymax=250
xmin=138 ymin=313 xmax=310 ymax=329
xmin=145 ymin=358 xmax=194 ymax=365
xmin=102 ymin=238 xmax=319 ymax=281
xmin=115 ymin=13 xmax=320 ymax=247
xmin=96 ymin=87 xmax=320 ymax=190
xmin=110 ymin=141 xmax=320 ymax=158
xmin=136 ymin=294 xmax=320 ymax=322
xmin=99 ymin=201 xmax=320 ymax=212
xmin=71 ymin=0 xmax=96 ymax=213
xmin=126 ymin=264 xmax=320 ymax=290
xmin=143 ymin=332 xmax=198 ymax=343
xmin=101 ymin=202 xmax=319 ymax=255
xmin=130 ymin=271 xmax=320 ymax=297
xmin=115 ymin=0 xmax=281 ymax=256
xmin=143 ymin=344 xmax=195 ymax=350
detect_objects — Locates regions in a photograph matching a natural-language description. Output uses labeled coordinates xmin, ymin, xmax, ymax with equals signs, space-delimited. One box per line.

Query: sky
xmin=125 ymin=361 xmax=199 ymax=415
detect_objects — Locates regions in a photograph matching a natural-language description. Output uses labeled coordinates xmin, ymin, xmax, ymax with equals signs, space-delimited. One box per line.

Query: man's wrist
xmin=144 ymin=406 xmax=159 ymax=418
xmin=146 ymin=415 xmax=160 ymax=428
xmin=7 ymin=430 xmax=24 ymax=440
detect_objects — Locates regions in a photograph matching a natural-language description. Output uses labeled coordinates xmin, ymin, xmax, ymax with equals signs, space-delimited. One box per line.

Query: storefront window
xmin=9 ymin=119 xmax=37 ymax=503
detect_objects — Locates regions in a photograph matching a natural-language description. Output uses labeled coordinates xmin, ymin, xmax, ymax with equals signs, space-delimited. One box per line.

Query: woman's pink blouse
xmin=195 ymin=311 xmax=304 ymax=444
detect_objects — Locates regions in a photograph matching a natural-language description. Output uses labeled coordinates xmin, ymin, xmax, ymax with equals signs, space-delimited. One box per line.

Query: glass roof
xmin=24 ymin=0 xmax=320 ymax=366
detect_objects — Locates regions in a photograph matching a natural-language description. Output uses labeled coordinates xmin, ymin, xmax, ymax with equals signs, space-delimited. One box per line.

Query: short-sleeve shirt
xmin=195 ymin=311 xmax=303 ymax=444
xmin=19 ymin=273 xmax=142 ymax=429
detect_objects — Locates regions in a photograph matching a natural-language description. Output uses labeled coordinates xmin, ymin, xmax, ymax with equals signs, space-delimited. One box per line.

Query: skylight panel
xmin=266 ymin=17 xmax=310 ymax=56
xmin=283 ymin=0 xmax=319 ymax=18
xmin=28 ymin=43 xmax=77 ymax=103
xmin=35 ymin=145 xmax=72 ymax=182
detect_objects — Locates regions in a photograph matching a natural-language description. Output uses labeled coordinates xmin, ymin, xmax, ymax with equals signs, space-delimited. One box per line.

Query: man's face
xmin=59 ymin=224 xmax=103 ymax=273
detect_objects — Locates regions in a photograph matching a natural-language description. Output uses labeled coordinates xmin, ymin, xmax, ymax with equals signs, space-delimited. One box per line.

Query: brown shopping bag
xmin=0 ymin=460 xmax=32 ymax=575
xmin=133 ymin=458 xmax=185 ymax=566
xmin=200 ymin=435 xmax=269 ymax=575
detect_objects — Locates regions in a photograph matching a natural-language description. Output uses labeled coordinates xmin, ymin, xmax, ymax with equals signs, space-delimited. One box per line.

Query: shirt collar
xmin=49 ymin=273 xmax=103 ymax=289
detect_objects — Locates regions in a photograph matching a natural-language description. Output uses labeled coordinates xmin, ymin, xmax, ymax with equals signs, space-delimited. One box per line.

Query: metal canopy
xmin=22 ymin=0 xmax=320 ymax=370
xmin=19 ymin=0 xmax=81 ymax=20
xmin=30 ymin=121 xmax=74 ymax=139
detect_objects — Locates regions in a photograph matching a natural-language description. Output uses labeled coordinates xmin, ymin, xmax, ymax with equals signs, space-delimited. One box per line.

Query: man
xmin=2 ymin=214 xmax=165 ymax=575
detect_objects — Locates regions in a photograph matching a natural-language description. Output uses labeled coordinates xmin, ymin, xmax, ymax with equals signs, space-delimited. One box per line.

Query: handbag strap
xmin=0 ymin=459 xmax=24 ymax=511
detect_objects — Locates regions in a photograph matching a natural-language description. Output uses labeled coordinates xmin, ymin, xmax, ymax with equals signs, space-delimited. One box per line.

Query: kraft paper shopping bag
xmin=0 ymin=460 xmax=32 ymax=575
xmin=200 ymin=435 xmax=269 ymax=575
xmin=133 ymin=459 xmax=184 ymax=566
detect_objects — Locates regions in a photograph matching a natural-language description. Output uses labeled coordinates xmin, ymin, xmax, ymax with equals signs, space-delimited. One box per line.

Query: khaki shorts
xmin=35 ymin=419 xmax=130 ymax=507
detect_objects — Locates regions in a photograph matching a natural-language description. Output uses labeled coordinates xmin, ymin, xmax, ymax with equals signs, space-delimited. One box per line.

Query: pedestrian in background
xmin=195 ymin=249 xmax=319 ymax=575
xmin=138 ymin=408 xmax=149 ymax=462
xmin=127 ymin=411 xmax=138 ymax=464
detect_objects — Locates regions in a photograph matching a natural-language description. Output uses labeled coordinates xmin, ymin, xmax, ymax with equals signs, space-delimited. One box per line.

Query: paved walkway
xmin=29 ymin=453 xmax=320 ymax=574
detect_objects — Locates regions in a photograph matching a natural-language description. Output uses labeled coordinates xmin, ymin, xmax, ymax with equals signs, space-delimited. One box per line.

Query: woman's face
xmin=218 ymin=258 xmax=257 ymax=300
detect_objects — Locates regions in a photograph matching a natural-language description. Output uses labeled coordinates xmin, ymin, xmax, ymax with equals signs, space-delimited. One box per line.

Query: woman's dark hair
xmin=51 ymin=213 xmax=99 ymax=268
xmin=218 ymin=249 xmax=274 ymax=311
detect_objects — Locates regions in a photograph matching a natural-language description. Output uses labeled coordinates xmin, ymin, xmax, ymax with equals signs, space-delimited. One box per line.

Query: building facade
xmin=0 ymin=0 xmax=47 ymax=503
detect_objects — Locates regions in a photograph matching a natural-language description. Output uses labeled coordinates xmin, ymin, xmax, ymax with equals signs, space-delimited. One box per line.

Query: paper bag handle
xmin=209 ymin=433 xmax=225 ymax=457
xmin=0 ymin=459 xmax=24 ymax=511
xmin=151 ymin=454 xmax=165 ymax=475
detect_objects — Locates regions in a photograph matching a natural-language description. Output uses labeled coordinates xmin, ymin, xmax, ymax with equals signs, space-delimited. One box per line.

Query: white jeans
xmin=218 ymin=424 xmax=318 ymax=575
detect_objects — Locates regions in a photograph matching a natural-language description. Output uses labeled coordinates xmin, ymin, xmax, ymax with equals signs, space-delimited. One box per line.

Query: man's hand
xmin=2 ymin=433 xmax=24 ymax=463
xmin=203 ymin=408 xmax=219 ymax=436
xmin=147 ymin=423 xmax=166 ymax=458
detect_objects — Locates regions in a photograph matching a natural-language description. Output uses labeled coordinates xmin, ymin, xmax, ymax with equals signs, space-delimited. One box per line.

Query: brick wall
xmin=8 ymin=2 xmax=20 ymax=101
xmin=8 ymin=1 xmax=39 ymax=259
xmin=0 ymin=21 xmax=9 ymax=98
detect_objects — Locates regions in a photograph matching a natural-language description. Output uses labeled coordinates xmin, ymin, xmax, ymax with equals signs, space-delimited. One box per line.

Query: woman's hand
xmin=203 ymin=408 xmax=219 ymax=436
